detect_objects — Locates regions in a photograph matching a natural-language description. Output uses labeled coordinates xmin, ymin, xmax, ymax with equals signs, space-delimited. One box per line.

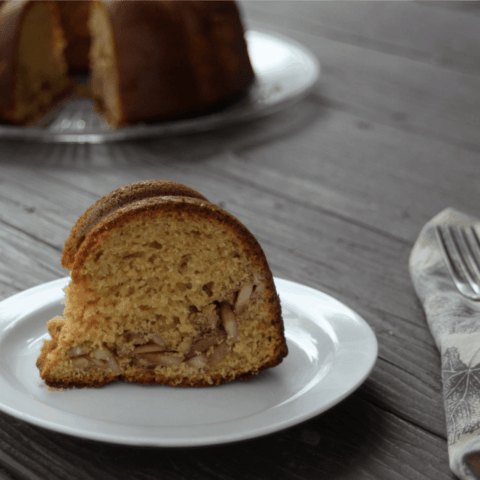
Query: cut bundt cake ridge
xmin=37 ymin=181 xmax=288 ymax=388
xmin=88 ymin=0 xmax=255 ymax=127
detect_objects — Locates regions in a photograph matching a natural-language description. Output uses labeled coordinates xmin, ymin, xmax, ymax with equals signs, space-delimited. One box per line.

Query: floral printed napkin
xmin=409 ymin=208 xmax=480 ymax=480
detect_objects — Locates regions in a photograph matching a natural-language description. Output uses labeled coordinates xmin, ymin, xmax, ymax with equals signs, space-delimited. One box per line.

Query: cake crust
xmin=62 ymin=180 xmax=208 ymax=270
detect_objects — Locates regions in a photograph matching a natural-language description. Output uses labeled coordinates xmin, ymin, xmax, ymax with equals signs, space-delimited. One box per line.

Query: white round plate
xmin=0 ymin=277 xmax=377 ymax=447
xmin=0 ymin=29 xmax=320 ymax=143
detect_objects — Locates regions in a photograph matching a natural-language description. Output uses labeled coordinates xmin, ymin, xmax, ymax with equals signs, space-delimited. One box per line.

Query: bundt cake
xmin=37 ymin=181 xmax=288 ymax=388
xmin=88 ymin=0 xmax=254 ymax=127
xmin=0 ymin=0 xmax=71 ymax=125
xmin=0 ymin=0 xmax=254 ymax=128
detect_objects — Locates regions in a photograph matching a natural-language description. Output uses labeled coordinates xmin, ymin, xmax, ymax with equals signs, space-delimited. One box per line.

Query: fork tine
xmin=454 ymin=226 xmax=480 ymax=295
xmin=466 ymin=226 xmax=480 ymax=268
xmin=435 ymin=225 xmax=463 ymax=285
xmin=434 ymin=225 xmax=480 ymax=300
xmin=460 ymin=226 xmax=480 ymax=288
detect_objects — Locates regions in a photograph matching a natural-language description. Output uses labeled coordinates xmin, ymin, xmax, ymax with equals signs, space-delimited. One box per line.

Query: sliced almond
xmin=92 ymin=348 xmax=112 ymax=360
xmin=178 ymin=337 xmax=193 ymax=354
xmin=92 ymin=348 xmax=121 ymax=375
xmin=133 ymin=343 xmax=167 ymax=354
xmin=252 ymin=272 xmax=266 ymax=296
xmin=189 ymin=330 xmax=227 ymax=356
xmin=254 ymin=281 xmax=266 ymax=295
xmin=220 ymin=301 xmax=238 ymax=341
xmin=235 ymin=278 xmax=254 ymax=313
xmin=70 ymin=345 xmax=88 ymax=358
xmin=107 ymin=358 xmax=121 ymax=375
xmin=92 ymin=358 xmax=105 ymax=367
xmin=141 ymin=353 xmax=184 ymax=367
xmin=150 ymin=332 xmax=168 ymax=347
xmin=187 ymin=354 xmax=208 ymax=368
xmin=209 ymin=343 xmax=230 ymax=366
xmin=71 ymin=357 xmax=89 ymax=370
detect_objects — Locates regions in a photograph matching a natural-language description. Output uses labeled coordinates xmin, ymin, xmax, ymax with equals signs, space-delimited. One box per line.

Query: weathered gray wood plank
xmin=3 ymin=92 xmax=478 ymax=248
xmin=243 ymin=2 xmax=480 ymax=149
xmin=243 ymin=2 xmax=480 ymax=75
xmin=0 ymin=219 xmax=63 ymax=299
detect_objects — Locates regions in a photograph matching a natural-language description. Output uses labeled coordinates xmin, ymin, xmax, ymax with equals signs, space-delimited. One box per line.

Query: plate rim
xmin=0 ymin=28 xmax=320 ymax=143
xmin=0 ymin=277 xmax=377 ymax=447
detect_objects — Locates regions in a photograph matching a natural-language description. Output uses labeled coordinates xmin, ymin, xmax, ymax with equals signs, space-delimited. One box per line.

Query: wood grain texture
xmin=0 ymin=2 xmax=479 ymax=479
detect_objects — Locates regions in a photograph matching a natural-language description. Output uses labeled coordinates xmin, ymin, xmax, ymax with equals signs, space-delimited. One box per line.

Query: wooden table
xmin=1 ymin=2 xmax=479 ymax=479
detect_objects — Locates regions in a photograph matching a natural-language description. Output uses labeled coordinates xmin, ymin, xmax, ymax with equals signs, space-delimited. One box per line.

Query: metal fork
xmin=435 ymin=224 xmax=480 ymax=300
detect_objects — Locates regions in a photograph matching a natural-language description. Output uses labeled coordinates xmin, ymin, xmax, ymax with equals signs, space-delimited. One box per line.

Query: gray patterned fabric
xmin=410 ymin=208 xmax=480 ymax=480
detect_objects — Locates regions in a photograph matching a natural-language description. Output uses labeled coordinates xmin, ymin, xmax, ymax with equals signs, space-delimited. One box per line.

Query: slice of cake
xmin=37 ymin=181 xmax=288 ymax=388
xmin=0 ymin=1 xmax=71 ymax=125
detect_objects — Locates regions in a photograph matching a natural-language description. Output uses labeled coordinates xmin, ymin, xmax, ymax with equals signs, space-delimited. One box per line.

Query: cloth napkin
xmin=410 ymin=208 xmax=480 ymax=480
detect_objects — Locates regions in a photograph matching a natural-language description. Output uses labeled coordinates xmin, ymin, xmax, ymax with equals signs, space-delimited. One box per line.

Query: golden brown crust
xmin=41 ymin=363 xmax=281 ymax=389
xmin=62 ymin=180 xmax=208 ymax=270
xmin=92 ymin=0 xmax=254 ymax=126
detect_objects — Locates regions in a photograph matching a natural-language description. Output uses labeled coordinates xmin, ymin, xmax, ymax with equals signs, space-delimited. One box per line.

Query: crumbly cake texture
xmin=37 ymin=181 xmax=288 ymax=388
xmin=0 ymin=1 xmax=71 ymax=125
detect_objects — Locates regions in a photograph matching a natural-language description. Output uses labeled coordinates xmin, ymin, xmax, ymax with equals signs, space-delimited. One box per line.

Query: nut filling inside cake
xmin=66 ymin=275 xmax=264 ymax=375
xmin=37 ymin=203 xmax=287 ymax=388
